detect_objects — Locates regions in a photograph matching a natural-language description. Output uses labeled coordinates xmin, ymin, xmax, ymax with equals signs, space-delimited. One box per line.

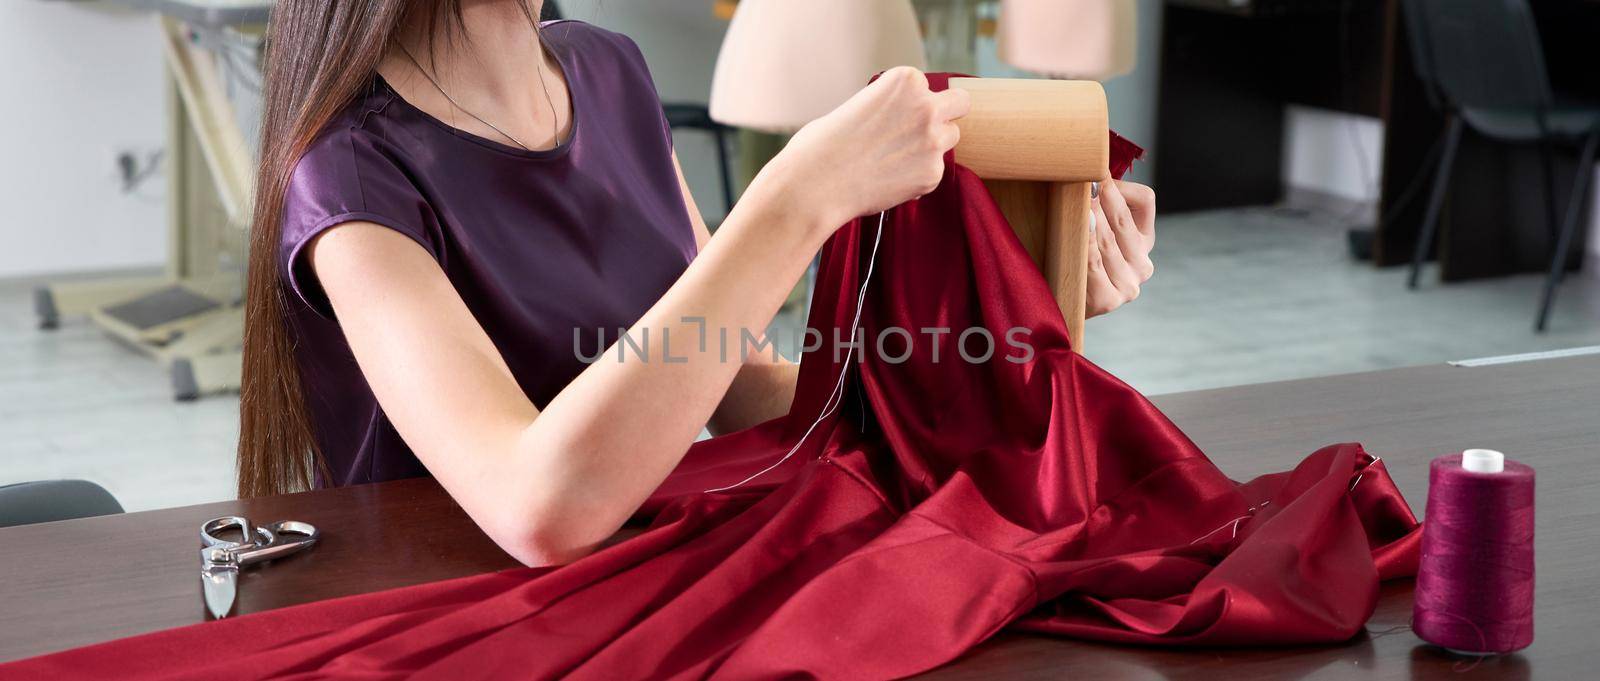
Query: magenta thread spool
xmin=1413 ymin=449 xmax=1536 ymax=655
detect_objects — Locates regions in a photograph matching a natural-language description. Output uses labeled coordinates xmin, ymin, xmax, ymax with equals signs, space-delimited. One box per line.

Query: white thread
xmin=1189 ymin=501 xmax=1270 ymax=545
xmin=1349 ymin=456 xmax=1382 ymax=491
xmin=1189 ymin=516 xmax=1249 ymax=546
xmin=1192 ymin=456 xmax=1382 ymax=547
xmin=704 ymin=211 xmax=888 ymax=494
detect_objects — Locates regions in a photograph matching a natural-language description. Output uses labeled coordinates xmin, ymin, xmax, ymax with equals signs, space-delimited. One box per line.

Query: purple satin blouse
xmin=279 ymin=21 xmax=697 ymax=487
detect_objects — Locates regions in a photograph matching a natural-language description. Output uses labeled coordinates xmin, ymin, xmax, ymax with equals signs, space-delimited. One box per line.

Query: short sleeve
xmin=619 ymin=36 xmax=675 ymax=153
xmin=279 ymin=127 xmax=444 ymax=319
xmin=597 ymin=26 xmax=675 ymax=153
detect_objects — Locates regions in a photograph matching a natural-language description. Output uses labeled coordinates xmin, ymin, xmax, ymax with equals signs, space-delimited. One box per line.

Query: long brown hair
xmin=238 ymin=0 xmax=543 ymax=497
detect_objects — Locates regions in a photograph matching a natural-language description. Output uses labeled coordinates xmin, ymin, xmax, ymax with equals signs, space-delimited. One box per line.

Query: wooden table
xmin=3 ymin=355 xmax=1597 ymax=678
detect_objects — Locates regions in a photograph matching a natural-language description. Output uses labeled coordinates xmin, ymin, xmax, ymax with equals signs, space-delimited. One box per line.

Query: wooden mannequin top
xmin=951 ymin=78 xmax=1109 ymax=183
xmin=949 ymin=77 xmax=1108 ymax=351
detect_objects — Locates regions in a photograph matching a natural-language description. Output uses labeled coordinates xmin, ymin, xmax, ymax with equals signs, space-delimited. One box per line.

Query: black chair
xmin=662 ymin=103 xmax=738 ymax=219
xmin=0 ymin=480 xmax=124 ymax=528
xmin=1402 ymin=0 xmax=1600 ymax=331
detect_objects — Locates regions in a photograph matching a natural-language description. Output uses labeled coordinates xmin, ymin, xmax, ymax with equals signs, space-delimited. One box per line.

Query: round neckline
xmin=375 ymin=30 xmax=579 ymax=161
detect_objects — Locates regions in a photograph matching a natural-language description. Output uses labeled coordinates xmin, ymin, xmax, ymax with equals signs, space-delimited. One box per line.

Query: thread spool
xmin=1414 ymin=449 xmax=1536 ymax=656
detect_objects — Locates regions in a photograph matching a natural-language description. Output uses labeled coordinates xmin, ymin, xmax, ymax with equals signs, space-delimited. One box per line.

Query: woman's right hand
xmin=762 ymin=67 xmax=972 ymax=232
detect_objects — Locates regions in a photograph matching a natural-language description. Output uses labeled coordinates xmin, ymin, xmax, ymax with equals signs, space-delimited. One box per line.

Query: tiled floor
xmin=4 ymin=206 xmax=1598 ymax=512
xmin=1088 ymin=206 xmax=1600 ymax=393
xmin=0 ymin=277 xmax=240 ymax=512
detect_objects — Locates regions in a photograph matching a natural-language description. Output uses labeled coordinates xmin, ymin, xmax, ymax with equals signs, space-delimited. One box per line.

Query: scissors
xmin=199 ymin=516 xmax=319 ymax=619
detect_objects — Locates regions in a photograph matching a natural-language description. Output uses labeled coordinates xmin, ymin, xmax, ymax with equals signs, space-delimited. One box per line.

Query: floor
xmin=4 ymin=206 xmax=1598 ymax=512
xmin=1087 ymin=206 xmax=1600 ymax=393
xmin=0 ymin=275 xmax=240 ymax=512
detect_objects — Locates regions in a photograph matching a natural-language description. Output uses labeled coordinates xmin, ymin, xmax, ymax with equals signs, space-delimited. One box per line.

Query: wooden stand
xmin=950 ymin=78 xmax=1108 ymax=351
xmin=35 ymin=17 xmax=255 ymax=400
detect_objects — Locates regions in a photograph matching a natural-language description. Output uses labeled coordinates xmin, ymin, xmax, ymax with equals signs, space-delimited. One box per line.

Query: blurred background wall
xmin=0 ymin=2 xmax=167 ymax=279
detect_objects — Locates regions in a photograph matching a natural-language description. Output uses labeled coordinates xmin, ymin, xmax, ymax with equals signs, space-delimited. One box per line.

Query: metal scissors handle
xmin=199 ymin=516 xmax=319 ymax=620
xmin=201 ymin=516 xmax=319 ymax=566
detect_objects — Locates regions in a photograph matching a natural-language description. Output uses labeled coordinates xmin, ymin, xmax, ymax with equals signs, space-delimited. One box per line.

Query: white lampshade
xmin=999 ymin=0 xmax=1137 ymax=81
xmin=710 ymin=0 xmax=927 ymax=133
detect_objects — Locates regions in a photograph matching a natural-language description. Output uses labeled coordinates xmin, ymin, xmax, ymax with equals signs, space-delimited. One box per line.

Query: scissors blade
xmin=201 ymin=566 xmax=237 ymax=619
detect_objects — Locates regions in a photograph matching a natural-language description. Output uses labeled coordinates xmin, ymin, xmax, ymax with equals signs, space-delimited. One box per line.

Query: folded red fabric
xmin=3 ymin=74 xmax=1418 ymax=680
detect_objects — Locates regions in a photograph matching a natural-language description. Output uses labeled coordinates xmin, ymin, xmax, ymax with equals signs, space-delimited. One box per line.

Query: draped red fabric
xmin=3 ymin=75 xmax=1420 ymax=680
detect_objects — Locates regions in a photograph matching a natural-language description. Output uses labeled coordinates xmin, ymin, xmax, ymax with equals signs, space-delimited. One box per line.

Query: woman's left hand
xmin=1086 ymin=176 xmax=1156 ymax=318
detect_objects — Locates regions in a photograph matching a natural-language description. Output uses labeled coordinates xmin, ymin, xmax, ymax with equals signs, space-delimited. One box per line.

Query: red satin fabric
xmin=5 ymin=76 xmax=1420 ymax=680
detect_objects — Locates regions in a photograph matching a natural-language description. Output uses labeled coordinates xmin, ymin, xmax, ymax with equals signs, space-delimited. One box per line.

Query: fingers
xmin=1116 ymin=180 xmax=1157 ymax=243
xmin=1099 ymin=179 xmax=1154 ymax=280
xmin=933 ymin=124 xmax=962 ymax=154
xmin=876 ymin=65 xmax=927 ymax=92
xmin=872 ymin=68 xmax=968 ymax=154
xmin=1094 ymin=201 xmax=1142 ymax=301
xmin=839 ymin=67 xmax=973 ymax=207
xmin=932 ymin=91 xmax=967 ymax=152
xmin=1085 ymin=216 xmax=1122 ymax=317
xmin=1086 ymin=180 xmax=1158 ymax=317
xmin=1099 ymin=176 xmax=1132 ymax=235
xmin=925 ymin=86 xmax=968 ymax=154
xmin=932 ymin=87 xmax=972 ymax=122
xmin=881 ymin=67 xmax=969 ymax=119
xmin=1088 ymin=199 xmax=1139 ymax=305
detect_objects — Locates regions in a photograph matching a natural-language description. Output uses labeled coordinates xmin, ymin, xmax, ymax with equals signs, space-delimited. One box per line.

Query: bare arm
xmin=311 ymin=68 xmax=969 ymax=566
xmin=670 ymin=155 xmax=802 ymax=435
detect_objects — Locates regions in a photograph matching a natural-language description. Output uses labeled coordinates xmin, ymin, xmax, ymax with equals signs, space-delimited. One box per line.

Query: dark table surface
xmin=3 ymin=354 xmax=1597 ymax=679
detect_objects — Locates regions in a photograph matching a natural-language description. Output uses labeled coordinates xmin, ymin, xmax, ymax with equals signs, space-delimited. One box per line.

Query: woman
xmin=239 ymin=0 xmax=1157 ymax=567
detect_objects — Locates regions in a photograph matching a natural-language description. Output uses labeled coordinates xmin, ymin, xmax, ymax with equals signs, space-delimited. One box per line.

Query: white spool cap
xmin=1461 ymin=449 xmax=1505 ymax=474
